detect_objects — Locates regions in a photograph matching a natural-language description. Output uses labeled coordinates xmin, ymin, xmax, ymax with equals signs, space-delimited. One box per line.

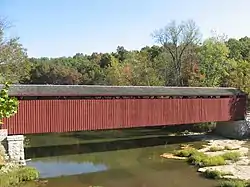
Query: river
xmin=23 ymin=127 xmax=219 ymax=187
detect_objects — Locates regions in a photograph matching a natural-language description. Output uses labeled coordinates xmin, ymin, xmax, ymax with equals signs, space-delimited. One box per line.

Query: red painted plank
xmin=2 ymin=97 xmax=246 ymax=135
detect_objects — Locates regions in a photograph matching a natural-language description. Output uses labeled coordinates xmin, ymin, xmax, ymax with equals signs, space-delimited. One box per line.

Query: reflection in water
xmin=27 ymin=160 xmax=108 ymax=178
xmin=24 ymin=128 xmax=217 ymax=187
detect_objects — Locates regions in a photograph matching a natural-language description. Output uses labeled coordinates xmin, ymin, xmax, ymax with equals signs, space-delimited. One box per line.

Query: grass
xmin=218 ymin=180 xmax=250 ymax=187
xmin=209 ymin=146 xmax=225 ymax=152
xmin=188 ymin=153 xmax=226 ymax=167
xmin=173 ymin=147 xmax=198 ymax=157
xmin=0 ymin=166 xmax=39 ymax=187
xmin=204 ymin=170 xmax=233 ymax=179
xmin=172 ymin=147 xmax=248 ymax=187
xmin=207 ymin=146 xmax=240 ymax=153
xmin=222 ymin=152 xmax=241 ymax=162
xmin=173 ymin=147 xmax=226 ymax=166
xmin=174 ymin=146 xmax=242 ymax=166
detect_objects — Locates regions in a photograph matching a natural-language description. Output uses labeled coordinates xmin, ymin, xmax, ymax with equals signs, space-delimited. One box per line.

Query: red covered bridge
xmin=2 ymin=85 xmax=247 ymax=135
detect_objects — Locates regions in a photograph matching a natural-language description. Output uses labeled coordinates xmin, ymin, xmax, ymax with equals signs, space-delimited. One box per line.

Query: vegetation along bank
xmin=162 ymin=134 xmax=250 ymax=187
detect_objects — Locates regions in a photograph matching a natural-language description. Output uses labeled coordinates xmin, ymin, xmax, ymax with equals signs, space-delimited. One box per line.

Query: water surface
xmin=24 ymin=128 xmax=218 ymax=187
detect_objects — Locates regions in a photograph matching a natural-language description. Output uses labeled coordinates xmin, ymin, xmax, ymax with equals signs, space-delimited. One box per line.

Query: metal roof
xmin=0 ymin=84 xmax=245 ymax=97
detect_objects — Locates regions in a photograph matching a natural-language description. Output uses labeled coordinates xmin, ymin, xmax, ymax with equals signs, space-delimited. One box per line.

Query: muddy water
xmin=24 ymin=128 xmax=218 ymax=187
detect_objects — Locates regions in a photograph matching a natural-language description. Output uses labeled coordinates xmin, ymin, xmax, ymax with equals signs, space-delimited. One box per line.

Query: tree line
xmin=1 ymin=19 xmax=250 ymax=94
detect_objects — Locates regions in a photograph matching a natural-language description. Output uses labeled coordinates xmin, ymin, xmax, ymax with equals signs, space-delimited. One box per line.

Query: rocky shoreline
xmin=161 ymin=133 xmax=250 ymax=181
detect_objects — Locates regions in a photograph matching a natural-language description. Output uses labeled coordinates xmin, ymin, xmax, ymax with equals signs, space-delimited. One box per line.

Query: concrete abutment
xmin=0 ymin=129 xmax=26 ymax=165
xmin=215 ymin=112 xmax=250 ymax=139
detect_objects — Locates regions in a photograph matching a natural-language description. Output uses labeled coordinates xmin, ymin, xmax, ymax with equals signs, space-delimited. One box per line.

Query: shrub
xmin=218 ymin=180 xmax=249 ymax=187
xmin=0 ymin=166 xmax=39 ymax=187
xmin=18 ymin=166 xmax=39 ymax=181
xmin=187 ymin=152 xmax=207 ymax=166
xmin=188 ymin=152 xmax=226 ymax=167
xmin=0 ymin=82 xmax=19 ymax=126
xmin=173 ymin=147 xmax=198 ymax=157
xmin=204 ymin=170 xmax=232 ymax=179
xmin=222 ymin=152 xmax=241 ymax=162
xmin=209 ymin=146 xmax=225 ymax=152
xmin=202 ymin=155 xmax=226 ymax=166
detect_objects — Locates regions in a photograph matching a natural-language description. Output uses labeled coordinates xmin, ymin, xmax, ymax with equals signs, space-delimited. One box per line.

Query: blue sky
xmin=1 ymin=0 xmax=250 ymax=57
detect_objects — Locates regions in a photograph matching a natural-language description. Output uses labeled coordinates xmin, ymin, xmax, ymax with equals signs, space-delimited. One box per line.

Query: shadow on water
xmin=25 ymin=134 xmax=203 ymax=159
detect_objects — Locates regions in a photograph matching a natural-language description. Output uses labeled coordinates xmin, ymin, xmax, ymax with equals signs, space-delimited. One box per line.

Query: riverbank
xmin=0 ymin=162 xmax=39 ymax=187
xmin=161 ymin=134 xmax=250 ymax=186
xmin=0 ymin=144 xmax=40 ymax=187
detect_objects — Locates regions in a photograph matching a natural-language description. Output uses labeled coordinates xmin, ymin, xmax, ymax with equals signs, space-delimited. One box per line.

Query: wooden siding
xmin=3 ymin=97 xmax=246 ymax=135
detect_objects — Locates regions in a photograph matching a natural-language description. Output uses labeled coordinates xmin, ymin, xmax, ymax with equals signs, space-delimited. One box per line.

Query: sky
xmin=1 ymin=0 xmax=250 ymax=58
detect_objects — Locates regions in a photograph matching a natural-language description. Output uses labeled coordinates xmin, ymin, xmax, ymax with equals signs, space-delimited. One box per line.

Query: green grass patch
xmin=173 ymin=147 xmax=227 ymax=167
xmin=222 ymin=152 xmax=241 ymax=162
xmin=188 ymin=152 xmax=226 ymax=167
xmin=209 ymin=146 xmax=225 ymax=152
xmin=0 ymin=166 xmax=39 ymax=187
xmin=203 ymin=170 xmax=233 ymax=179
xmin=173 ymin=147 xmax=198 ymax=157
xmin=218 ymin=179 xmax=250 ymax=187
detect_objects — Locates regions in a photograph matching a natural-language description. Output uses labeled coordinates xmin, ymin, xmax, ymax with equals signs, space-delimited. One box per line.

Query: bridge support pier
xmin=7 ymin=135 xmax=26 ymax=165
xmin=215 ymin=119 xmax=250 ymax=139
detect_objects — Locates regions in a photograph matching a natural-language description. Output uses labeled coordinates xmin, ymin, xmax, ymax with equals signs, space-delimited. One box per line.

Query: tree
xmin=28 ymin=62 xmax=82 ymax=85
xmin=226 ymin=59 xmax=250 ymax=94
xmin=73 ymin=56 xmax=106 ymax=85
xmin=0 ymin=82 xmax=18 ymax=125
xmin=123 ymin=51 xmax=164 ymax=86
xmin=105 ymin=56 xmax=130 ymax=85
xmin=197 ymin=36 xmax=230 ymax=87
xmin=152 ymin=20 xmax=201 ymax=86
xmin=0 ymin=18 xmax=30 ymax=83
xmin=227 ymin=37 xmax=250 ymax=61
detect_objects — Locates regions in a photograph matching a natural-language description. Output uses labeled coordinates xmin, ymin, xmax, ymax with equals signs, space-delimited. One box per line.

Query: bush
xmin=187 ymin=152 xmax=207 ymax=166
xmin=218 ymin=180 xmax=249 ymax=187
xmin=222 ymin=152 xmax=241 ymax=162
xmin=204 ymin=170 xmax=232 ymax=179
xmin=173 ymin=147 xmax=198 ymax=157
xmin=0 ymin=166 xmax=39 ymax=187
xmin=187 ymin=152 xmax=226 ymax=167
xmin=202 ymin=156 xmax=226 ymax=166
xmin=209 ymin=146 xmax=225 ymax=152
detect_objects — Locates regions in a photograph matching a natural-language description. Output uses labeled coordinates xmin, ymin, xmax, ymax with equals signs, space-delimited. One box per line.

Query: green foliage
xmin=201 ymin=156 xmax=226 ymax=166
xmin=222 ymin=152 xmax=241 ymax=162
xmin=218 ymin=180 xmax=250 ymax=187
xmin=0 ymin=166 xmax=39 ymax=187
xmin=173 ymin=147 xmax=198 ymax=157
xmin=188 ymin=152 xmax=226 ymax=167
xmin=0 ymin=82 xmax=18 ymax=125
xmin=209 ymin=146 xmax=225 ymax=152
xmin=0 ymin=20 xmax=29 ymax=83
xmin=197 ymin=36 xmax=230 ymax=87
xmin=1 ymin=18 xmax=250 ymax=98
xmin=203 ymin=170 xmax=232 ymax=179
xmin=174 ymin=147 xmax=226 ymax=167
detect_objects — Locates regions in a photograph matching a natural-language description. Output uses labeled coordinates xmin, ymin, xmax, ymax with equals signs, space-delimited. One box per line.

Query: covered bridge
xmin=1 ymin=85 xmax=247 ymax=135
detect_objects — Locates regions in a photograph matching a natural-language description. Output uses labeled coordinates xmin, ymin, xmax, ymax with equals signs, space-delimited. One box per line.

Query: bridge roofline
xmin=0 ymin=84 xmax=246 ymax=97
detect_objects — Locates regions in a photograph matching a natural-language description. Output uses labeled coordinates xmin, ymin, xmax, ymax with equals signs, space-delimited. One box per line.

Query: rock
xmin=160 ymin=153 xmax=186 ymax=160
xmin=162 ymin=134 xmax=250 ymax=181
xmin=198 ymin=165 xmax=250 ymax=181
xmin=198 ymin=168 xmax=206 ymax=172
